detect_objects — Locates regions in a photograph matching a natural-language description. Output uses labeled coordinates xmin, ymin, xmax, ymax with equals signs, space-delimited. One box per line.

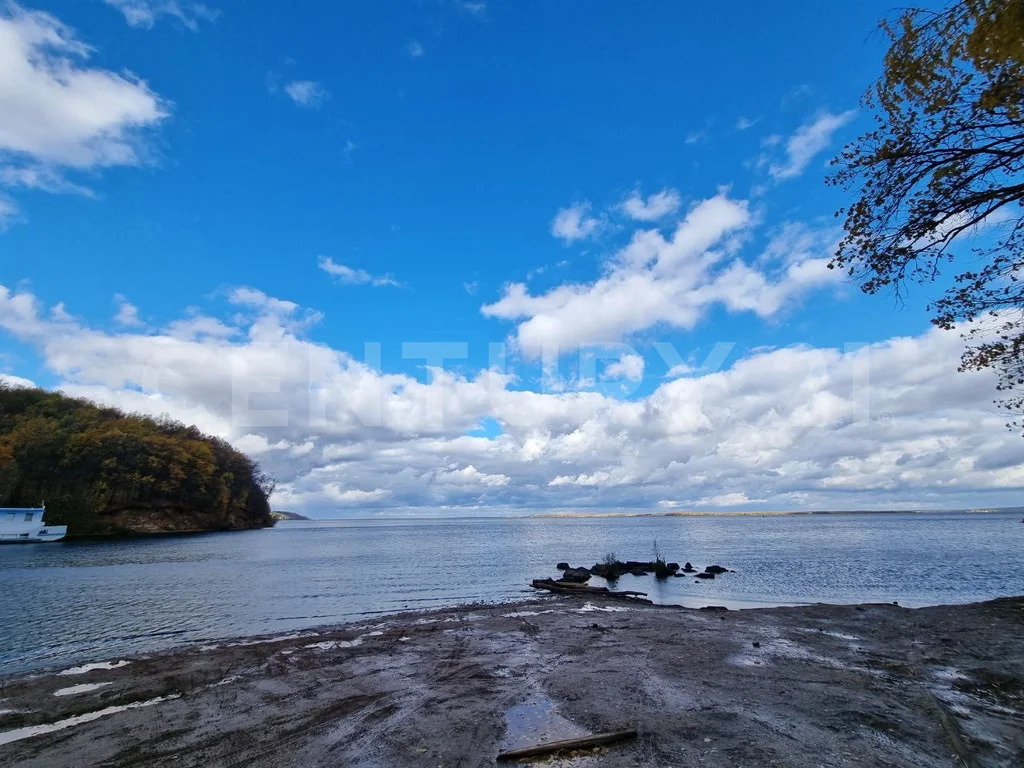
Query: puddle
xmin=501 ymin=693 xmax=589 ymax=752
xmin=53 ymin=683 xmax=113 ymax=697
xmin=57 ymin=661 xmax=130 ymax=676
xmin=0 ymin=694 xmax=180 ymax=747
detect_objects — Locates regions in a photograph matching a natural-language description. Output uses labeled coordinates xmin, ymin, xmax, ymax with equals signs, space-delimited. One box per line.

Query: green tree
xmin=830 ymin=0 xmax=1024 ymax=431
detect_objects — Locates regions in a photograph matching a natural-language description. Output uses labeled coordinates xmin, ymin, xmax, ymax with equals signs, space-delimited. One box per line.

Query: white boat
xmin=0 ymin=506 xmax=67 ymax=543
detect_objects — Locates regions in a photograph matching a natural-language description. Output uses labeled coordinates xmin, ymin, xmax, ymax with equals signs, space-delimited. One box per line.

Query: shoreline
xmin=1 ymin=595 xmax=1022 ymax=766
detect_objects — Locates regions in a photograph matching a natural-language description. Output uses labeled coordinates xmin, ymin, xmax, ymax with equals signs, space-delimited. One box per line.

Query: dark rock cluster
xmin=555 ymin=558 xmax=734 ymax=584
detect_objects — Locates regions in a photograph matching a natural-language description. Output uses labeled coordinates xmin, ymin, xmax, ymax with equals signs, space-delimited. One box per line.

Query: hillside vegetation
xmin=0 ymin=385 xmax=274 ymax=535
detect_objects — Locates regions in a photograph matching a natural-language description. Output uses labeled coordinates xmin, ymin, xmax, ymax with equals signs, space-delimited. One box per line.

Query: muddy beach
xmin=1 ymin=595 xmax=1022 ymax=767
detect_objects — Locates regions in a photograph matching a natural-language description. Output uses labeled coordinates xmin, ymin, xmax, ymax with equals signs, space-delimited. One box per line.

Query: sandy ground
xmin=0 ymin=595 xmax=1022 ymax=767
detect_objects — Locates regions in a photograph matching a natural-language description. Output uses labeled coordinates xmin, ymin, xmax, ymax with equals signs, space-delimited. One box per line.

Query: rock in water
xmin=559 ymin=567 xmax=592 ymax=583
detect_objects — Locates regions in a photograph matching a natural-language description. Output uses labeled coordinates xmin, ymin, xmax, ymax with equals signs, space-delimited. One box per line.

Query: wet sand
xmin=1 ymin=595 xmax=1022 ymax=767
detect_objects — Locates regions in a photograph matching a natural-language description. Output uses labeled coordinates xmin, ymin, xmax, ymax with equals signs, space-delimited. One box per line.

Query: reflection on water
xmin=0 ymin=511 xmax=1021 ymax=673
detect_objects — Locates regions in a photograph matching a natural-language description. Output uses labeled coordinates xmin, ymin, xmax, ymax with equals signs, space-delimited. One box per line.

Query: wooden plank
xmin=496 ymin=728 xmax=637 ymax=760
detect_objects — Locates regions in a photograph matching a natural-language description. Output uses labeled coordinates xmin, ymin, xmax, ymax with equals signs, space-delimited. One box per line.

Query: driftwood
xmin=530 ymin=578 xmax=647 ymax=599
xmin=496 ymin=728 xmax=638 ymax=760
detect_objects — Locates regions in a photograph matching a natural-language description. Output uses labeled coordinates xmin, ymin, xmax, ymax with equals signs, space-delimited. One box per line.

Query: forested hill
xmin=0 ymin=385 xmax=275 ymax=536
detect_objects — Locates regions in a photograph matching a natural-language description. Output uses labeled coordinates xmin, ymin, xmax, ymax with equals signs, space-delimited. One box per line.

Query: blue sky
xmin=2 ymin=0 xmax=1022 ymax=516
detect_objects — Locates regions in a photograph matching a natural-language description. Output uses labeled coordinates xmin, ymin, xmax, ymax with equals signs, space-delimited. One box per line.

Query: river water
xmin=1 ymin=510 xmax=1022 ymax=673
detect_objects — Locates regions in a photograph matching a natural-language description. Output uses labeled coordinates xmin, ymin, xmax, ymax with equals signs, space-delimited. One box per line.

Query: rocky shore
xmin=1 ymin=596 xmax=1022 ymax=767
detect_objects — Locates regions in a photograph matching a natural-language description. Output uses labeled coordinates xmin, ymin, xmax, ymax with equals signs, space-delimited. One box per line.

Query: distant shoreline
xmin=525 ymin=506 xmax=1022 ymax=519
xmin=278 ymin=506 xmax=1023 ymax=523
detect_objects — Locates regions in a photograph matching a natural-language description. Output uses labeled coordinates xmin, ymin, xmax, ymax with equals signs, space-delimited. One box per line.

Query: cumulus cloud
xmin=620 ymin=188 xmax=681 ymax=221
xmin=103 ymin=0 xmax=218 ymax=30
xmin=0 ymin=6 xmax=167 ymax=168
xmin=769 ymin=110 xmax=855 ymax=180
xmin=1 ymin=282 xmax=1022 ymax=516
xmin=283 ymin=80 xmax=329 ymax=109
xmin=436 ymin=464 xmax=510 ymax=487
xmin=0 ymin=372 xmax=35 ymax=389
xmin=318 ymin=256 xmax=400 ymax=288
xmin=483 ymin=193 xmax=841 ymax=358
xmin=113 ymin=295 xmax=143 ymax=328
xmin=551 ymin=202 xmax=601 ymax=244
xmin=603 ymin=352 xmax=644 ymax=382
xmin=0 ymin=4 xmax=166 ymax=217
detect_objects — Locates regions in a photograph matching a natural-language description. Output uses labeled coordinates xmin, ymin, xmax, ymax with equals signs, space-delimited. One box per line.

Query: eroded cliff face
xmin=92 ymin=501 xmax=275 ymax=535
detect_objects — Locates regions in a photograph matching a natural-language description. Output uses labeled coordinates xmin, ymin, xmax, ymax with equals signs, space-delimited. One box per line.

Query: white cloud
xmin=103 ymin=0 xmax=218 ymax=30
xmin=484 ymin=193 xmax=841 ymax=358
xmin=0 ymin=372 xmax=35 ymax=389
xmin=325 ymin=487 xmax=389 ymax=505
xmin=318 ymin=256 xmax=400 ymax=288
xmin=551 ymin=202 xmax=601 ymax=244
xmin=408 ymin=40 xmax=424 ymax=58
xmin=284 ymin=80 xmax=329 ymax=109
xmin=2 ymin=282 xmax=1022 ymax=516
xmin=0 ymin=163 xmax=95 ymax=197
xmin=0 ymin=4 xmax=167 ymax=217
xmin=113 ymin=295 xmax=143 ymax=328
xmin=620 ymin=188 xmax=681 ymax=221
xmin=603 ymin=352 xmax=644 ymax=382
xmin=436 ymin=464 xmax=510 ymax=487
xmin=549 ymin=471 xmax=613 ymax=487
xmin=736 ymin=116 xmax=759 ymax=131
xmin=769 ymin=110 xmax=855 ymax=180
xmin=0 ymin=195 xmax=18 ymax=228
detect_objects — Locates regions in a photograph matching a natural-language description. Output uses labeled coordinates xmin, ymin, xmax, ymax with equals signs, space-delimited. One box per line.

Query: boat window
xmin=5 ymin=512 xmax=13 ymax=521
xmin=24 ymin=512 xmax=34 ymax=522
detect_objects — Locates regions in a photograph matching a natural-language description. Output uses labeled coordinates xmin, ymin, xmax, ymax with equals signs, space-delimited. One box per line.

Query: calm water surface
xmin=1 ymin=511 xmax=1022 ymax=673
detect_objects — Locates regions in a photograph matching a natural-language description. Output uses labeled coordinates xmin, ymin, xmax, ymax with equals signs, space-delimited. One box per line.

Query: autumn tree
xmin=830 ymin=0 xmax=1024 ymax=430
xmin=0 ymin=384 xmax=275 ymax=533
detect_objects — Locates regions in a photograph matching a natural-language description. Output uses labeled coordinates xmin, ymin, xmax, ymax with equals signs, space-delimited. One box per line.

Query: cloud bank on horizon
xmin=2 ymin=0 xmax=1020 ymax=515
